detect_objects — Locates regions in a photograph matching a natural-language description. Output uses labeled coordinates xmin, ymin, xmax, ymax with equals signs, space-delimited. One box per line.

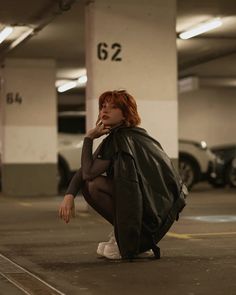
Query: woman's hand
xmin=59 ymin=194 xmax=75 ymax=223
xmin=86 ymin=121 xmax=110 ymax=139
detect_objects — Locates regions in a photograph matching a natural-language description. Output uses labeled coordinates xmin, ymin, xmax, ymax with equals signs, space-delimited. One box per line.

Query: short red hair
xmin=98 ymin=90 xmax=141 ymax=127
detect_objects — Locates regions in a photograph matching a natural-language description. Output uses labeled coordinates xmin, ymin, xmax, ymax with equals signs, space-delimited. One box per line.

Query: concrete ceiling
xmin=1 ymin=0 xmax=236 ymax=81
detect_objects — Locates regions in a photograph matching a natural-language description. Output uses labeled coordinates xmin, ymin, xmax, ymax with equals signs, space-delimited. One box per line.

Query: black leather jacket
xmin=99 ymin=125 xmax=188 ymax=259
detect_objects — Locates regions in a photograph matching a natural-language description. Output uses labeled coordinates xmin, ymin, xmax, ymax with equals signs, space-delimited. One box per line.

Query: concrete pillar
xmin=85 ymin=0 xmax=178 ymax=163
xmin=0 ymin=58 xmax=57 ymax=196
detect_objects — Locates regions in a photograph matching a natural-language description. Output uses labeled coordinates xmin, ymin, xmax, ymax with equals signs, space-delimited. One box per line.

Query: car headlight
xmin=200 ymin=141 xmax=207 ymax=149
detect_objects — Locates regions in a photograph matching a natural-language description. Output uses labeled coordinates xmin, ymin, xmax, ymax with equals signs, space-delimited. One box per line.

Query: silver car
xmin=179 ymin=139 xmax=224 ymax=190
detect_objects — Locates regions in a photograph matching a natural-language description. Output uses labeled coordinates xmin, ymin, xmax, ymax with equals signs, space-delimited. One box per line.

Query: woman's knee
xmin=85 ymin=178 xmax=100 ymax=196
xmin=81 ymin=180 xmax=97 ymax=205
xmin=83 ymin=176 xmax=113 ymax=200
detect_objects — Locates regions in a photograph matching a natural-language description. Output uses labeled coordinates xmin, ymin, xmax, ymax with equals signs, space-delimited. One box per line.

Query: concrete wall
xmin=179 ymin=87 xmax=236 ymax=147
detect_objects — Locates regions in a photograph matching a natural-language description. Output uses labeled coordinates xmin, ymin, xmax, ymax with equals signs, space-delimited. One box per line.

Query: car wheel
xmin=57 ymin=164 xmax=66 ymax=190
xmin=57 ymin=156 xmax=69 ymax=191
xmin=226 ymin=158 xmax=236 ymax=188
xmin=179 ymin=157 xmax=197 ymax=190
xmin=208 ymin=172 xmax=226 ymax=188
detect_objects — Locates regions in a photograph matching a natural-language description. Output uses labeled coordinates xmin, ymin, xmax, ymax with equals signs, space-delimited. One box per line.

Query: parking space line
xmin=18 ymin=202 xmax=32 ymax=207
xmin=0 ymin=254 xmax=66 ymax=295
xmin=167 ymin=231 xmax=236 ymax=239
xmin=166 ymin=232 xmax=192 ymax=239
xmin=190 ymin=231 xmax=236 ymax=237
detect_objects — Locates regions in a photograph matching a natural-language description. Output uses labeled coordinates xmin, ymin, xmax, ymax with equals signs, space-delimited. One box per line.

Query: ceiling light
xmin=58 ymin=81 xmax=77 ymax=93
xmin=9 ymin=28 xmax=34 ymax=50
xmin=179 ymin=18 xmax=222 ymax=40
xmin=78 ymin=75 xmax=87 ymax=84
xmin=0 ymin=26 xmax=13 ymax=43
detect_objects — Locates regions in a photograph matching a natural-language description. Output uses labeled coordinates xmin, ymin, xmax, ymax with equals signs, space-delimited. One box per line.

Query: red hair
xmin=98 ymin=90 xmax=141 ymax=127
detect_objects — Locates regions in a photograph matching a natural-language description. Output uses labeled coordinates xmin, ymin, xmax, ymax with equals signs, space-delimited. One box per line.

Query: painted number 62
xmin=97 ymin=43 xmax=122 ymax=61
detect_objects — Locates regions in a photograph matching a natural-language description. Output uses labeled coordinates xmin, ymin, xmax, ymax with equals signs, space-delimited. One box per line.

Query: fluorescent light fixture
xmin=9 ymin=28 xmax=34 ymax=50
xmin=58 ymin=81 xmax=77 ymax=93
xmin=179 ymin=18 xmax=222 ymax=40
xmin=78 ymin=75 xmax=87 ymax=84
xmin=0 ymin=26 xmax=13 ymax=43
xmin=56 ymin=74 xmax=87 ymax=92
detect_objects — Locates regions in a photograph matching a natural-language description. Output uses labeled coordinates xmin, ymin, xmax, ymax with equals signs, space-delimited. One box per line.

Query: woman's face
xmin=100 ymin=100 xmax=125 ymax=127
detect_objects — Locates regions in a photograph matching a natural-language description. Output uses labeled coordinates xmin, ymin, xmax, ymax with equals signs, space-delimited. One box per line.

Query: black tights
xmin=82 ymin=176 xmax=114 ymax=225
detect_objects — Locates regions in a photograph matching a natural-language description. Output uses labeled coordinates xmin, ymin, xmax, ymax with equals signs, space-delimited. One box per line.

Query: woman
xmin=59 ymin=90 xmax=187 ymax=260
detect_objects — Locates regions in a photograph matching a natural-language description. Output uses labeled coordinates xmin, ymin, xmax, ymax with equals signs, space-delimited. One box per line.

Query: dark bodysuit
xmin=65 ymin=137 xmax=115 ymax=225
xmin=65 ymin=137 xmax=113 ymax=196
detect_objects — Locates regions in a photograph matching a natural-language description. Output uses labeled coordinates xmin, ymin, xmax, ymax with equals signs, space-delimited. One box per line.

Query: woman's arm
xmin=64 ymin=137 xmax=110 ymax=197
xmin=81 ymin=137 xmax=110 ymax=181
xmin=65 ymin=168 xmax=83 ymax=197
xmin=59 ymin=121 xmax=110 ymax=223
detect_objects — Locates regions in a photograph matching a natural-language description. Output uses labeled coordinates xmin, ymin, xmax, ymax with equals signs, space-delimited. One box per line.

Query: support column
xmin=85 ymin=0 xmax=178 ymax=164
xmin=0 ymin=58 xmax=57 ymax=196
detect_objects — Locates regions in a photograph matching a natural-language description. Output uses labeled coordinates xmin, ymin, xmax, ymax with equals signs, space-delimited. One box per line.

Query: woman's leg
xmin=82 ymin=176 xmax=114 ymax=224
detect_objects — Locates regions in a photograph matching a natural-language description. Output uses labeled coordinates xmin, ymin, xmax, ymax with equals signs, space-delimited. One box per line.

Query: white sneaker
xmin=96 ymin=236 xmax=116 ymax=257
xmin=103 ymin=244 xmax=154 ymax=260
xmin=137 ymin=250 xmax=154 ymax=258
xmin=103 ymin=242 xmax=121 ymax=260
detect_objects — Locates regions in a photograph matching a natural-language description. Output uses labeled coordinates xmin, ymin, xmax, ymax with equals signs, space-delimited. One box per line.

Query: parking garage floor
xmin=0 ymin=183 xmax=235 ymax=295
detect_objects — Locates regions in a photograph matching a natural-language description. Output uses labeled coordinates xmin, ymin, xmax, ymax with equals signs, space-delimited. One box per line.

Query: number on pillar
xmin=97 ymin=43 xmax=108 ymax=60
xmin=97 ymin=43 xmax=122 ymax=61
xmin=111 ymin=43 xmax=122 ymax=61
xmin=6 ymin=92 xmax=23 ymax=104
xmin=15 ymin=93 xmax=22 ymax=104
xmin=6 ymin=92 xmax=14 ymax=104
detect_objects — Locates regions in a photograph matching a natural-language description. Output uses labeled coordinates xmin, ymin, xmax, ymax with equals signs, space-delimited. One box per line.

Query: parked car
xmin=179 ymin=139 xmax=224 ymax=190
xmin=209 ymin=144 xmax=236 ymax=188
xmin=57 ymin=111 xmax=85 ymax=189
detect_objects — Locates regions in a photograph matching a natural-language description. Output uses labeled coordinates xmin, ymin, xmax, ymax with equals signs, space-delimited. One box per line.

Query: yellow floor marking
xmin=167 ymin=231 xmax=236 ymax=239
xmin=166 ymin=232 xmax=192 ymax=239
xmin=190 ymin=231 xmax=236 ymax=237
xmin=19 ymin=202 xmax=32 ymax=207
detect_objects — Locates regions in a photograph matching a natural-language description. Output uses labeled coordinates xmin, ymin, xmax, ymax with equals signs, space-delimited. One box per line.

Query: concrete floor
xmin=0 ymin=183 xmax=235 ymax=295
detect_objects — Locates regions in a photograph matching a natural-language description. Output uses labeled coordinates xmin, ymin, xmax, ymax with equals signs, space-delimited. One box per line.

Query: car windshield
xmin=58 ymin=115 xmax=85 ymax=134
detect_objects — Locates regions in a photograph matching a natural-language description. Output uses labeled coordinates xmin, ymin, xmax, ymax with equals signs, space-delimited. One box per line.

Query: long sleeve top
xmin=65 ymin=137 xmax=111 ymax=197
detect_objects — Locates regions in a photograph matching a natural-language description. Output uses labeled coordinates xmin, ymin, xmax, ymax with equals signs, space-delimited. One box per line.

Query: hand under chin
xmin=104 ymin=124 xmax=112 ymax=128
